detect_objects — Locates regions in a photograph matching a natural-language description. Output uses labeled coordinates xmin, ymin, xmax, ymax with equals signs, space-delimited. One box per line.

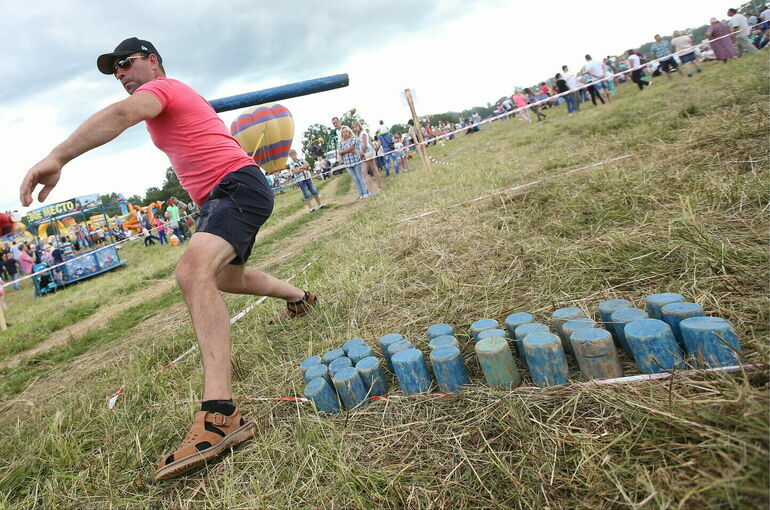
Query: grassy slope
xmin=0 ymin=56 xmax=768 ymax=509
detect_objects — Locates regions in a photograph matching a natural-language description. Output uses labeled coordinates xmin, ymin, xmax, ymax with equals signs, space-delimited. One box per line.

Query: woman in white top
xmin=671 ymin=31 xmax=702 ymax=77
xmin=352 ymin=121 xmax=383 ymax=193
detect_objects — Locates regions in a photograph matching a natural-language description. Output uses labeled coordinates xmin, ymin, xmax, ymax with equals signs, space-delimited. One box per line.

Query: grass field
xmin=0 ymin=54 xmax=768 ymax=509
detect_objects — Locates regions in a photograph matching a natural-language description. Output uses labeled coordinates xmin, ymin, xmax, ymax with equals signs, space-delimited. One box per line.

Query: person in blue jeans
xmin=338 ymin=126 xmax=369 ymax=199
xmin=288 ymin=149 xmax=325 ymax=212
xmin=376 ymin=129 xmax=401 ymax=177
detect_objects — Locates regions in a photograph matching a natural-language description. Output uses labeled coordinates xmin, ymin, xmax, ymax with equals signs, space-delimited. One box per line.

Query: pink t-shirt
xmin=513 ymin=94 xmax=528 ymax=108
xmin=136 ymin=78 xmax=254 ymax=205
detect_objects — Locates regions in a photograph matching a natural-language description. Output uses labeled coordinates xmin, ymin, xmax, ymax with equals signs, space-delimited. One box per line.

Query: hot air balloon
xmin=230 ymin=104 xmax=294 ymax=174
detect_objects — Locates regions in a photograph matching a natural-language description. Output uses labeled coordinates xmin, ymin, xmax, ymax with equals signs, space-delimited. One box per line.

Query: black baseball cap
xmin=97 ymin=37 xmax=162 ymax=75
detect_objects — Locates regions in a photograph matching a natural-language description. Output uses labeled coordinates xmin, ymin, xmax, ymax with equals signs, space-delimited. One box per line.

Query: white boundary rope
xmin=397 ymin=154 xmax=633 ymax=223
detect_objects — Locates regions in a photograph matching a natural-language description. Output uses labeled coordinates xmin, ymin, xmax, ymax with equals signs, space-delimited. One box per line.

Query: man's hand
xmin=18 ymin=91 xmax=162 ymax=207
xmin=20 ymin=156 xmax=64 ymax=206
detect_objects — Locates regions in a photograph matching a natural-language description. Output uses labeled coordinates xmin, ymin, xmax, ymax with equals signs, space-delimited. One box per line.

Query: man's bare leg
xmin=216 ymin=264 xmax=304 ymax=301
xmin=175 ymin=232 xmax=241 ymax=400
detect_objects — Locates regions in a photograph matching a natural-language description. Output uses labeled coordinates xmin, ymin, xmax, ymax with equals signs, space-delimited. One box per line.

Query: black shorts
xmin=196 ymin=165 xmax=274 ymax=265
xmin=659 ymin=57 xmax=678 ymax=73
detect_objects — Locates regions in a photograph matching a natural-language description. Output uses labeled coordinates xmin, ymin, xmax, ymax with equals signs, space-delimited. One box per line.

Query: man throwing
xmin=19 ymin=37 xmax=316 ymax=480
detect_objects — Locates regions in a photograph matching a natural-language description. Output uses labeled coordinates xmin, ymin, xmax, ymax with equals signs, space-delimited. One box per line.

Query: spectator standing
xmin=706 ymin=17 xmax=739 ymax=61
xmin=10 ymin=242 xmax=21 ymax=268
xmin=2 ymin=253 xmax=21 ymax=291
xmin=338 ymin=126 xmax=369 ymax=199
xmin=581 ymin=55 xmax=608 ymax=104
xmin=626 ymin=49 xmax=651 ymax=90
xmin=376 ymin=126 xmax=401 ymax=177
xmin=512 ymin=90 xmax=531 ymax=123
xmin=394 ymin=133 xmax=408 ymax=171
xmin=165 ymin=198 xmax=185 ymax=244
xmin=671 ymin=31 xmax=703 ymax=76
xmin=561 ymin=66 xmax=582 ymax=109
xmin=0 ymin=274 xmax=7 ymax=330
xmin=19 ymin=244 xmax=34 ymax=276
xmin=287 ymin=149 xmax=325 ymax=212
xmin=727 ymin=8 xmax=760 ymax=56
xmin=352 ymin=121 xmax=383 ymax=193
xmin=524 ymin=88 xmax=547 ymax=121
xmin=51 ymin=243 xmax=64 ymax=282
xmin=555 ymin=73 xmax=577 ymax=115
xmin=153 ymin=217 xmax=168 ymax=245
xmin=761 ymin=5 xmax=770 ymax=29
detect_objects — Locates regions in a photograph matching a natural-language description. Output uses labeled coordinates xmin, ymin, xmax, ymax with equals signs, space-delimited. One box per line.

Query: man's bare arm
xmin=20 ymin=91 xmax=163 ymax=206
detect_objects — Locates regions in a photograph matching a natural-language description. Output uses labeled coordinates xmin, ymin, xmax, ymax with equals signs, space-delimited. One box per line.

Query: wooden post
xmin=404 ymin=88 xmax=433 ymax=174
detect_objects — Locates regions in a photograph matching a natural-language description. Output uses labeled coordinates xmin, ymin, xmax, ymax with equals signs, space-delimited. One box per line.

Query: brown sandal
xmin=287 ymin=292 xmax=316 ymax=318
xmin=267 ymin=292 xmax=317 ymax=325
xmin=154 ymin=409 xmax=255 ymax=481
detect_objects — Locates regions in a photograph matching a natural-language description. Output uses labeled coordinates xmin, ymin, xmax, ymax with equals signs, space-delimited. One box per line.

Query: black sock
xmin=201 ymin=399 xmax=236 ymax=416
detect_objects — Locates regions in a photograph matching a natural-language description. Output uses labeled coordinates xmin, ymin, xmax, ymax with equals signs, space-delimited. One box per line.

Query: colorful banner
xmin=25 ymin=194 xmax=101 ymax=223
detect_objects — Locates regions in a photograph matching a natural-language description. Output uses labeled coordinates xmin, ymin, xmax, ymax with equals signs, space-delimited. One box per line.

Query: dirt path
xmin=1 ymin=176 xmax=357 ymax=370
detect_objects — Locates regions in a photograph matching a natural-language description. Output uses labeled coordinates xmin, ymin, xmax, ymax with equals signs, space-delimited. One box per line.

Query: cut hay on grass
xmin=0 ymin=55 xmax=767 ymax=509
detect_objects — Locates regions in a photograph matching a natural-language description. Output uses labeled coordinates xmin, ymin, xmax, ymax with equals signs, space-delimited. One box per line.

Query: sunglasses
xmin=113 ymin=55 xmax=148 ymax=75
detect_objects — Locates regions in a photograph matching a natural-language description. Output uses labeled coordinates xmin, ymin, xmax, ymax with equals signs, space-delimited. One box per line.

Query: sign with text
xmin=25 ymin=194 xmax=101 ymax=223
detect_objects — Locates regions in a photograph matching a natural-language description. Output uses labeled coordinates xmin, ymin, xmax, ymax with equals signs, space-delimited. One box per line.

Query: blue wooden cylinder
xmin=378 ymin=333 xmax=404 ymax=363
xmin=427 ymin=323 xmax=454 ymax=339
xmin=355 ymin=356 xmax=388 ymax=396
xmin=430 ymin=346 xmax=471 ymax=393
xmin=610 ymin=307 xmax=649 ymax=356
xmin=342 ymin=338 xmax=367 ymax=355
xmin=661 ymin=302 xmax=705 ymax=349
xmin=392 ymin=348 xmax=433 ymax=394
xmin=624 ymin=319 xmax=684 ymax=374
xmin=470 ymin=319 xmax=499 ymax=342
xmin=474 ymin=337 xmax=521 ymax=387
xmin=328 ymin=356 xmax=353 ymax=377
xmin=598 ymin=299 xmax=633 ymax=344
xmin=552 ymin=307 xmax=587 ymax=354
xmin=429 ymin=335 xmax=460 ymax=350
xmin=347 ymin=344 xmax=374 ymax=365
xmin=322 ymin=348 xmax=346 ymax=365
xmin=504 ymin=312 xmax=534 ymax=338
xmin=386 ymin=340 xmax=413 ymax=370
xmin=645 ymin=293 xmax=685 ymax=320
xmin=679 ymin=316 xmax=744 ymax=368
xmin=477 ymin=328 xmax=509 ymax=342
xmin=570 ymin=328 xmax=623 ymax=380
xmin=513 ymin=322 xmax=550 ymax=368
xmin=209 ymin=74 xmax=350 ymax=113
xmin=562 ymin=318 xmax=598 ymax=355
xmin=332 ymin=366 xmax=368 ymax=409
xmin=304 ymin=377 xmax=340 ymax=414
xmin=304 ymin=363 xmax=332 ymax=386
xmin=299 ymin=356 xmax=323 ymax=377
xmin=522 ymin=332 xmax=570 ymax=387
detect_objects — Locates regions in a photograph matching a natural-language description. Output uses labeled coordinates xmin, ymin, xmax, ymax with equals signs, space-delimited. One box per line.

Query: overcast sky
xmin=2 ymin=0 xmax=730 ymax=213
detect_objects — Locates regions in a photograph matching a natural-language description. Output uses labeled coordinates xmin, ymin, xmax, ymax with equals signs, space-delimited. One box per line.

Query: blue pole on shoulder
xmin=209 ymin=74 xmax=350 ymax=113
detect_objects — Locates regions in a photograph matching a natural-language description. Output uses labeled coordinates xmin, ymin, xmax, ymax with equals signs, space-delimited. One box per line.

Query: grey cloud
xmin=3 ymin=1 xmax=493 ymax=106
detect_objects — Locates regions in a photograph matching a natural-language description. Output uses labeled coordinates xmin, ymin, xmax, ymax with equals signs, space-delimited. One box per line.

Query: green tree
xmin=142 ymin=168 xmax=191 ymax=205
xmin=301 ymin=123 xmax=338 ymax=166
xmin=339 ymin=108 xmax=365 ymax=127
xmin=390 ymin=123 xmax=407 ymax=135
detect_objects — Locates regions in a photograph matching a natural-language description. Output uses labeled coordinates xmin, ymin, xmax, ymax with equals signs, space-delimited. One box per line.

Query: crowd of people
xmin=0 ymin=196 xmax=199 ymax=305
xmin=494 ymin=10 xmax=768 ymax=122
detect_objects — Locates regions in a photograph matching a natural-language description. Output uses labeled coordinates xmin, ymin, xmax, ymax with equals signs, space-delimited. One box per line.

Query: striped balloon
xmin=230 ymin=103 xmax=294 ymax=174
